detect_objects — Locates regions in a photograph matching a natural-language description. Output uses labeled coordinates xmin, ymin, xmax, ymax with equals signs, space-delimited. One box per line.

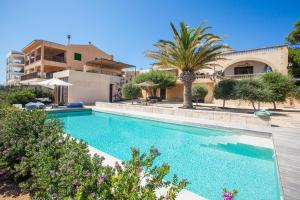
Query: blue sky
xmin=0 ymin=0 xmax=299 ymax=84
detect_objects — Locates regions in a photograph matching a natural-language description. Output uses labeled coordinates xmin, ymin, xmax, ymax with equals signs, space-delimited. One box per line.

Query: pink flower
xmin=99 ymin=174 xmax=106 ymax=183
xmin=223 ymin=192 xmax=234 ymax=200
xmin=132 ymin=147 xmax=139 ymax=153
xmin=137 ymin=166 xmax=143 ymax=173
xmin=152 ymin=147 xmax=159 ymax=154
xmin=115 ymin=162 xmax=121 ymax=170
xmin=71 ymin=179 xmax=78 ymax=185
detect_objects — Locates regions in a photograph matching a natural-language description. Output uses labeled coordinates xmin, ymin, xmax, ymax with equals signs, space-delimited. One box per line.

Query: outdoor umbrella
xmin=135 ymin=81 xmax=159 ymax=100
xmin=38 ymin=78 xmax=72 ymax=104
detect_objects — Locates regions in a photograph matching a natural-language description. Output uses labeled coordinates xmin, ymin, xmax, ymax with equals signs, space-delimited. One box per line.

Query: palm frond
xmin=145 ymin=21 xmax=229 ymax=72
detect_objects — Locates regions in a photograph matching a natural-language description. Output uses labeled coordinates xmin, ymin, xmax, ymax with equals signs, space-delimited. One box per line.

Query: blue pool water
xmin=52 ymin=110 xmax=281 ymax=200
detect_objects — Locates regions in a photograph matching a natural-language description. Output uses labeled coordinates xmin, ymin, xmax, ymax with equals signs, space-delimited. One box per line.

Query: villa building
xmin=157 ymin=45 xmax=289 ymax=103
xmin=6 ymin=51 xmax=25 ymax=85
xmin=15 ymin=39 xmax=134 ymax=104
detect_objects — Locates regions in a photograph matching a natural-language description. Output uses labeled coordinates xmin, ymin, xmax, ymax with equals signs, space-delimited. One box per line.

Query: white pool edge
xmin=91 ymin=107 xmax=274 ymax=149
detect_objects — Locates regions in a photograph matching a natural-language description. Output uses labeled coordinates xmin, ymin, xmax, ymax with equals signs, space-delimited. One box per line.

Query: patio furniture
xmin=36 ymin=97 xmax=52 ymax=104
xmin=150 ymin=99 xmax=158 ymax=104
xmin=25 ymin=102 xmax=46 ymax=109
xmin=135 ymin=81 xmax=159 ymax=106
xmin=66 ymin=102 xmax=83 ymax=108
xmin=51 ymin=104 xmax=59 ymax=108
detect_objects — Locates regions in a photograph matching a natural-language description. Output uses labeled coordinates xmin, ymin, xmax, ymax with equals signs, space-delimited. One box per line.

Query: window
xmin=74 ymin=53 xmax=82 ymax=61
xmin=234 ymin=66 xmax=253 ymax=75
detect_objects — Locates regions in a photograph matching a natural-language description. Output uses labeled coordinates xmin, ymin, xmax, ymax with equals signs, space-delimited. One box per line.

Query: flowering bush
xmin=223 ymin=188 xmax=238 ymax=200
xmin=0 ymin=106 xmax=187 ymax=199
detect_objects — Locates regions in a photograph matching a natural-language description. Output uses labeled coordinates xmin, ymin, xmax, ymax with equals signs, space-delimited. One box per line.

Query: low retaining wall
xmin=95 ymin=102 xmax=271 ymax=127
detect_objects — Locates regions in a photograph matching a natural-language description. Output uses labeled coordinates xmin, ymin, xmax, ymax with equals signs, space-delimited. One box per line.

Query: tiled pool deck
xmin=91 ymin=104 xmax=300 ymax=200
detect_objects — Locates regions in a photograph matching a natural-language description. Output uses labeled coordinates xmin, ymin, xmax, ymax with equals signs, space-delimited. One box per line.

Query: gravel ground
xmin=0 ymin=177 xmax=29 ymax=200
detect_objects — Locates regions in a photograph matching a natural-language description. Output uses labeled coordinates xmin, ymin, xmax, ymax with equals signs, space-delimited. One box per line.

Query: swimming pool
xmin=52 ymin=110 xmax=281 ymax=200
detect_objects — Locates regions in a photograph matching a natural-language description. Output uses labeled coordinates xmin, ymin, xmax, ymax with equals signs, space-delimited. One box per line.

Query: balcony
xmin=20 ymin=72 xmax=53 ymax=81
xmin=44 ymin=55 xmax=66 ymax=63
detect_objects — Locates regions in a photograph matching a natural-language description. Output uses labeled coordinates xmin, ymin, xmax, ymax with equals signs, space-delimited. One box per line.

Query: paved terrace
xmin=92 ymin=102 xmax=300 ymax=200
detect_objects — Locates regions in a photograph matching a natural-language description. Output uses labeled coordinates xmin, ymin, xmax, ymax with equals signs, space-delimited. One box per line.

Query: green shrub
xmin=6 ymin=90 xmax=36 ymax=105
xmin=122 ymin=83 xmax=141 ymax=104
xmin=192 ymin=84 xmax=208 ymax=105
xmin=0 ymin=86 xmax=53 ymax=105
xmin=0 ymin=107 xmax=47 ymax=181
xmin=0 ymin=107 xmax=187 ymax=199
xmin=214 ymin=79 xmax=238 ymax=107
xmin=30 ymin=86 xmax=53 ymax=99
xmin=260 ymin=71 xmax=295 ymax=109
xmin=235 ymin=79 xmax=270 ymax=111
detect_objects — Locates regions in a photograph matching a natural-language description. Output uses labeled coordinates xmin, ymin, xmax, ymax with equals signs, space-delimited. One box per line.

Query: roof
xmin=22 ymin=39 xmax=66 ymax=52
xmin=222 ymin=45 xmax=288 ymax=56
xmin=86 ymin=58 xmax=135 ymax=70
xmin=6 ymin=50 xmax=24 ymax=57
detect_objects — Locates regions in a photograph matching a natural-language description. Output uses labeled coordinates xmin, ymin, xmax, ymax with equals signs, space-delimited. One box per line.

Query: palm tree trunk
xmin=182 ymin=81 xmax=193 ymax=109
xmin=179 ymin=71 xmax=196 ymax=109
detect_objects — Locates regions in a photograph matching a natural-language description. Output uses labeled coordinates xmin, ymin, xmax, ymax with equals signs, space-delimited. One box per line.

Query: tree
xmin=286 ymin=20 xmax=300 ymax=45
xmin=133 ymin=70 xmax=176 ymax=97
xmin=235 ymin=79 xmax=270 ymax=111
xmin=288 ymin=48 xmax=300 ymax=78
xmin=213 ymin=79 xmax=238 ymax=108
xmin=286 ymin=20 xmax=300 ymax=78
xmin=192 ymin=84 xmax=208 ymax=105
xmin=121 ymin=83 xmax=141 ymax=104
xmin=260 ymin=71 xmax=295 ymax=110
xmin=295 ymin=86 xmax=300 ymax=100
xmin=146 ymin=22 xmax=229 ymax=109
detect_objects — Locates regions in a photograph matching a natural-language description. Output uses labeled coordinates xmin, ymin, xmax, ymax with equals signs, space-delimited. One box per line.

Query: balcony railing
xmin=44 ymin=55 xmax=66 ymax=63
xmin=20 ymin=72 xmax=53 ymax=81
xmin=195 ymin=74 xmax=211 ymax=79
xmin=36 ymin=55 xmax=41 ymax=61
xmin=224 ymin=73 xmax=263 ymax=80
xmin=24 ymin=55 xmax=66 ymax=66
xmin=186 ymin=73 xmax=264 ymax=81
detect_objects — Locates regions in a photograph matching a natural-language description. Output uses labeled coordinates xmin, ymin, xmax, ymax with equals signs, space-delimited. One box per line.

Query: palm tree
xmin=145 ymin=22 xmax=229 ymax=108
xmin=286 ymin=20 xmax=300 ymax=45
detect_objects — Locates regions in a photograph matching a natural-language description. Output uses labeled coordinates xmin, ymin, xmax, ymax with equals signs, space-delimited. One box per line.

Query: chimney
xmin=67 ymin=34 xmax=71 ymax=45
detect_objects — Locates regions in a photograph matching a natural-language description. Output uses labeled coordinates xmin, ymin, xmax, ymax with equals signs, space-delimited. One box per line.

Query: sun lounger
xmin=25 ymin=102 xmax=46 ymax=109
xmin=66 ymin=102 xmax=83 ymax=108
